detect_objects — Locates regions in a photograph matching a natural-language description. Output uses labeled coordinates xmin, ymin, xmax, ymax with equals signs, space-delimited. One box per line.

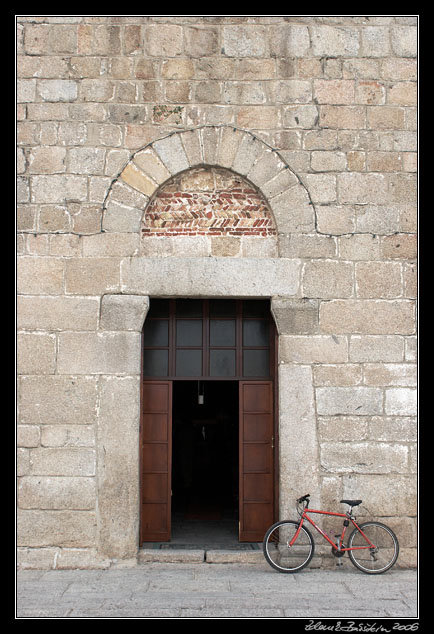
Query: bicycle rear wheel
xmin=263 ymin=520 xmax=315 ymax=573
xmin=348 ymin=521 xmax=399 ymax=574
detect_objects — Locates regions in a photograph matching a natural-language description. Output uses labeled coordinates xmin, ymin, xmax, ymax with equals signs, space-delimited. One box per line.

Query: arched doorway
xmin=140 ymin=298 xmax=277 ymax=544
xmin=96 ymin=125 xmax=320 ymax=560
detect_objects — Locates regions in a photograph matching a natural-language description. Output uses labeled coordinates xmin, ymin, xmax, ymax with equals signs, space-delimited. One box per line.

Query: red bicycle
xmin=263 ymin=494 xmax=399 ymax=574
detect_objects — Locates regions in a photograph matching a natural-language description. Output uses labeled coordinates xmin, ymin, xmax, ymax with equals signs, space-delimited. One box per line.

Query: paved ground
xmin=16 ymin=561 xmax=418 ymax=620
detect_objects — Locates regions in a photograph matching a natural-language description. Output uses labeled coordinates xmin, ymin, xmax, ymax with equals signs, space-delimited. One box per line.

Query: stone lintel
xmin=120 ymin=257 xmax=301 ymax=298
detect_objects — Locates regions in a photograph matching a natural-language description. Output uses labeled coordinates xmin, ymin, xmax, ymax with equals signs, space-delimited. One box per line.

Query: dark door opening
xmin=140 ymin=298 xmax=277 ymax=545
xmin=171 ymin=381 xmax=239 ymax=542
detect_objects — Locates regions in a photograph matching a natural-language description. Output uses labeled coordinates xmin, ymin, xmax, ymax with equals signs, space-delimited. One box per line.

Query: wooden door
xmin=239 ymin=381 xmax=274 ymax=542
xmin=140 ymin=381 xmax=172 ymax=542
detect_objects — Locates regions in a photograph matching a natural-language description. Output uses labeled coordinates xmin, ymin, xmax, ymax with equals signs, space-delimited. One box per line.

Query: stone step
xmin=138 ymin=548 xmax=264 ymax=564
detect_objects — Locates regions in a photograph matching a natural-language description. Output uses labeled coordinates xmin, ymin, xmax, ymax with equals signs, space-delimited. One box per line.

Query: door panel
xmin=239 ymin=381 xmax=274 ymax=542
xmin=243 ymin=444 xmax=272 ymax=472
xmin=141 ymin=473 xmax=169 ymax=503
xmin=140 ymin=381 xmax=172 ymax=542
xmin=142 ymin=413 xmax=169 ymax=442
xmin=241 ymin=382 xmax=273 ymax=412
xmin=243 ymin=473 xmax=273 ymax=500
xmin=242 ymin=414 xmax=272 ymax=442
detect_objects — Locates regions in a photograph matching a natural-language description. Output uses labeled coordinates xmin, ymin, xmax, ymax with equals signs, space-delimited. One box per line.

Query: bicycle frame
xmin=293 ymin=507 xmax=376 ymax=552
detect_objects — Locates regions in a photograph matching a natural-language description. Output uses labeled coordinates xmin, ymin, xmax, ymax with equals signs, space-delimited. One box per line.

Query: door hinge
xmin=271 ymin=436 xmax=275 ymax=449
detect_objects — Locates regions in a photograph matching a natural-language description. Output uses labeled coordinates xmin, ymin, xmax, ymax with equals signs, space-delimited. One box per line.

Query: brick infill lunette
xmin=142 ymin=188 xmax=276 ymax=237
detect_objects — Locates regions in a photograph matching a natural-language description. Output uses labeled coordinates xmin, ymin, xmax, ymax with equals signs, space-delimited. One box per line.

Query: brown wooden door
xmin=239 ymin=381 xmax=274 ymax=542
xmin=140 ymin=381 xmax=172 ymax=542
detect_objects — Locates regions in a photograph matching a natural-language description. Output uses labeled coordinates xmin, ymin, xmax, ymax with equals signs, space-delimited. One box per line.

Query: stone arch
xmin=102 ymin=125 xmax=315 ymax=246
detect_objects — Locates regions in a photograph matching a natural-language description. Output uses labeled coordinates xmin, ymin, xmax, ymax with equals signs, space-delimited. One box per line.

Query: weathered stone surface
xmin=29 ymin=447 xmax=96 ymax=476
xmin=97 ymin=376 xmax=140 ymax=558
xmin=350 ymin=335 xmax=405 ymax=362
xmin=18 ymin=257 xmax=64 ymax=295
xmin=247 ymin=149 xmax=286 ymax=188
xmin=320 ymin=300 xmax=415 ymax=334
xmin=132 ymin=148 xmax=171 ymax=184
xmin=152 ymin=134 xmax=189 ymax=174
xmin=17 ymin=332 xmax=56 ymax=375
xmin=391 ymin=25 xmax=417 ymax=57
xmin=28 ymin=146 xmax=66 ymax=173
xmin=144 ymin=24 xmax=183 ymax=57
xmin=356 ymin=261 xmax=403 ymax=298
xmin=18 ymin=376 xmax=98 ymax=426
xmin=385 ymin=387 xmax=417 ymax=416
xmin=40 ymin=425 xmax=95 ymax=448
xmin=269 ymin=24 xmax=310 ymax=58
xmin=316 ymin=386 xmax=383 ymax=416
xmin=31 ymin=175 xmax=87 ymax=203
xmin=268 ymin=183 xmax=315 ymax=233
xmin=17 ymin=510 xmax=96 ymax=547
xmin=232 ymin=133 xmax=264 ymax=175
xmin=17 ymin=296 xmax=99 ymax=331
xmin=18 ymin=476 xmax=96 ymax=509
xmin=261 ymin=169 xmax=298 ymax=199
xmin=321 ymin=442 xmax=408 ymax=474
xmin=316 ymin=205 xmax=355 ymax=235
xmin=120 ymin=163 xmax=159 ymax=197
xmin=216 ymin=126 xmax=244 ymax=168
xmin=37 ymin=79 xmax=78 ymax=102
xmin=102 ymin=200 xmax=144 ymax=233
xmin=65 ymin=258 xmax=121 ymax=295
xmin=57 ymin=332 xmax=141 ymax=374
xmin=278 ymin=364 xmax=320 ymax=518
xmin=302 ymin=260 xmax=354 ymax=298
xmin=271 ymin=298 xmax=318 ymax=335
xmin=363 ymin=363 xmax=417 ymax=387
xmin=180 ymin=127 xmax=203 ymax=166
xmin=222 ymin=25 xmax=267 ymax=57
xmin=311 ymin=25 xmax=360 ymax=57
xmin=342 ymin=474 xmax=417 ymax=517
xmin=121 ymin=257 xmax=300 ymax=297
xmin=100 ymin=295 xmax=149 ymax=332
xmin=17 ymin=425 xmax=40 ymax=448
xmin=82 ymin=233 xmax=139 ymax=258
xmin=280 ymin=335 xmax=348 ymax=364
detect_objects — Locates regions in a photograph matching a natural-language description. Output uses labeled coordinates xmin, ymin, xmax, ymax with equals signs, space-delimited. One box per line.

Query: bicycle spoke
xmin=348 ymin=522 xmax=399 ymax=574
xmin=263 ymin=521 xmax=314 ymax=573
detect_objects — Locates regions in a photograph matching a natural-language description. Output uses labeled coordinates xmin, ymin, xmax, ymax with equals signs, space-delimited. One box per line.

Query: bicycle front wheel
xmin=348 ymin=521 xmax=399 ymax=574
xmin=263 ymin=520 xmax=315 ymax=573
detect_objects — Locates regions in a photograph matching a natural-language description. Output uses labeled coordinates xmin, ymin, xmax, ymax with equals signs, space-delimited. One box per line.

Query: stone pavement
xmin=16 ymin=560 xmax=418 ymax=620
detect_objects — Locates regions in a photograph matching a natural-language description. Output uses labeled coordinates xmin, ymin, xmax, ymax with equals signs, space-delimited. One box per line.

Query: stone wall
xmin=17 ymin=16 xmax=417 ymax=569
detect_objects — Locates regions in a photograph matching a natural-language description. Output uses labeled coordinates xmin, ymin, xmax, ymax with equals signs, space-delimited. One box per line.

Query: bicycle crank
xmin=331 ymin=546 xmax=345 ymax=558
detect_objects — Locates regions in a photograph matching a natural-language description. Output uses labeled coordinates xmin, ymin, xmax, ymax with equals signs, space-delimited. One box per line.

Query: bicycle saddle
xmin=340 ymin=499 xmax=362 ymax=507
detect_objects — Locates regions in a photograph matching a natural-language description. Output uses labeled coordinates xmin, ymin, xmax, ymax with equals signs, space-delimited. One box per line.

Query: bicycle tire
xmin=348 ymin=521 xmax=399 ymax=574
xmin=263 ymin=520 xmax=315 ymax=573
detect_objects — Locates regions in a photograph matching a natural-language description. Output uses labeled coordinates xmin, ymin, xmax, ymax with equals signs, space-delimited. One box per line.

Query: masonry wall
xmin=17 ymin=16 xmax=417 ymax=569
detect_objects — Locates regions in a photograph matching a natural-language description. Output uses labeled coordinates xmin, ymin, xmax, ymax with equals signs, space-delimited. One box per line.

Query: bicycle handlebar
xmin=297 ymin=494 xmax=310 ymax=503
xmin=297 ymin=494 xmax=310 ymax=504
